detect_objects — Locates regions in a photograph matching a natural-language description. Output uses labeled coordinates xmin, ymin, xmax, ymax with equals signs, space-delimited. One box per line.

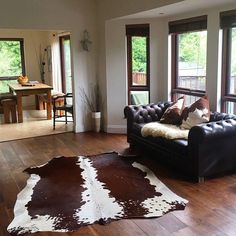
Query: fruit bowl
xmin=17 ymin=76 xmax=29 ymax=85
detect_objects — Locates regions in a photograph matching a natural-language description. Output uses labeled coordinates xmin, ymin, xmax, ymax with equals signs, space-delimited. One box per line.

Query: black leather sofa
xmin=124 ymin=102 xmax=236 ymax=182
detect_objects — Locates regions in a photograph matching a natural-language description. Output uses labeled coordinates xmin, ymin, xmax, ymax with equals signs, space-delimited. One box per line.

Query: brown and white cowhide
xmin=8 ymin=152 xmax=188 ymax=235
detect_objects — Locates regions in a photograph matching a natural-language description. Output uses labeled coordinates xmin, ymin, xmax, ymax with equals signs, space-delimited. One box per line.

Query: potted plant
xmin=80 ymin=82 xmax=102 ymax=132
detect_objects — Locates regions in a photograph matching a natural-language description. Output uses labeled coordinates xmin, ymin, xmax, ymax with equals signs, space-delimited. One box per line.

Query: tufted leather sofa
xmin=124 ymin=102 xmax=236 ymax=182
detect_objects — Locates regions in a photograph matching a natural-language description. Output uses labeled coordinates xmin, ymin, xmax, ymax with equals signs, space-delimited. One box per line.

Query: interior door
xmin=59 ymin=35 xmax=72 ymax=94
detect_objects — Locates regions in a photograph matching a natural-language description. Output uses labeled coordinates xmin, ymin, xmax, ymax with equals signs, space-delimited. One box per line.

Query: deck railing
xmin=178 ymin=76 xmax=206 ymax=91
xmin=132 ymin=72 xmax=146 ymax=86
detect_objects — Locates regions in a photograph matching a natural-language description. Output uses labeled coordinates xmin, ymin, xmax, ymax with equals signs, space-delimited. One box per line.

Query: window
xmin=169 ymin=16 xmax=207 ymax=105
xmin=126 ymin=24 xmax=150 ymax=105
xmin=0 ymin=38 xmax=25 ymax=93
xmin=221 ymin=10 xmax=236 ymax=113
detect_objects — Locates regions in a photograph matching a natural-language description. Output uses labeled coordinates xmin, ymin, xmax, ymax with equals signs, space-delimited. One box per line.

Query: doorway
xmin=0 ymin=29 xmax=74 ymax=142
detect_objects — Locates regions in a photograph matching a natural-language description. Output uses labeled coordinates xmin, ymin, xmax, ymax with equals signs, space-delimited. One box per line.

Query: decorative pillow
xmin=181 ymin=96 xmax=210 ymax=129
xmin=160 ymin=96 xmax=185 ymax=125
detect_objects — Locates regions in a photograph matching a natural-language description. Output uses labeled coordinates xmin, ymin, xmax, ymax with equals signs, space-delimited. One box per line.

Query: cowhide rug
xmin=8 ymin=152 xmax=188 ymax=235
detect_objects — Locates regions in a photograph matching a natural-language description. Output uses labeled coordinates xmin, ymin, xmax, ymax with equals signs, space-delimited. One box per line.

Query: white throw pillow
xmin=181 ymin=108 xmax=209 ymax=129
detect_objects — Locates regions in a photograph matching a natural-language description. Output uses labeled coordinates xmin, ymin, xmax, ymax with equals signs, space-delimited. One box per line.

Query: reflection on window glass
xmin=226 ymin=101 xmax=236 ymax=114
xmin=0 ymin=80 xmax=16 ymax=93
xmin=132 ymin=37 xmax=147 ymax=86
xmin=176 ymin=93 xmax=199 ymax=106
xmin=63 ymin=39 xmax=72 ymax=94
xmin=229 ymin=27 xmax=236 ymax=94
xmin=130 ymin=91 xmax=149 ymax=105
xmin=177 ymin=31 xmax=207 ymax=91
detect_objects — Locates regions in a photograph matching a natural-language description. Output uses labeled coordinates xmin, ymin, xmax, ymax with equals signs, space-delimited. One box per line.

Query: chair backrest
xmin=64 ymin=93 xmax=73 ymax=105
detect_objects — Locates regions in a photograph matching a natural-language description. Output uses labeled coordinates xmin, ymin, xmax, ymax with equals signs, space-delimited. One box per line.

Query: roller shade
xmin=220 ymin=10 xmax=236 ymax=28
xmin=126 ymin=24 xmax=149 ymax=36
xmin=169 ymin=15 xmax=207 ymax=34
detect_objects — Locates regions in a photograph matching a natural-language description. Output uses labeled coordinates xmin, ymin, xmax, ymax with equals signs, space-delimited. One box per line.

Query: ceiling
xmin=122 ymin=0 xmax=236 ymax=19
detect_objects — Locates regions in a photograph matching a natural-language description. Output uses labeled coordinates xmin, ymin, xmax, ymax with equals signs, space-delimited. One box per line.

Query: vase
xmin=91 ymin=112 xmax=101 ymax=132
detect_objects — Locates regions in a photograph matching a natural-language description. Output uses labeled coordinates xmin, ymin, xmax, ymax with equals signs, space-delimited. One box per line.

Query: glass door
xmin=59 ymin=35 xmax=72 ymax=94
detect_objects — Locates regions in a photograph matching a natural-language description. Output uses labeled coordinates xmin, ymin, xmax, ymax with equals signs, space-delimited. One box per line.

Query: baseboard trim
xmin=75 ymin=125 xmax=87 ymax=133
xmin=107 ymin=125 xmax=126 ymax=134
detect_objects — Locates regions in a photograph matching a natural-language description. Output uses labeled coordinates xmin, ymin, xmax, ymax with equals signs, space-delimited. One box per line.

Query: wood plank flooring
xmin=1 ymin=132 xmax=236 ymax=236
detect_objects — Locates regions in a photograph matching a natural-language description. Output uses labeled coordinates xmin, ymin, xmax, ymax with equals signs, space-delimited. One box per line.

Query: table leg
xmin=46 ymin=90 xmax=52 ymax=119
xmin=17 ymin=92 xmax=23 ymax=123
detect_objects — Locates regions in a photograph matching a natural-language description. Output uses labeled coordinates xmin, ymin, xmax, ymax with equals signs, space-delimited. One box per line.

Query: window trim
xmin=221 ymin=10 xmax=236 ymax=112
xmin=170 ymin=16 xmax=207 ymax=101
xmin=0 ymin=38 xmax=25 ymax=80
xmin=126 ymin=24 xmax=150 ymax=105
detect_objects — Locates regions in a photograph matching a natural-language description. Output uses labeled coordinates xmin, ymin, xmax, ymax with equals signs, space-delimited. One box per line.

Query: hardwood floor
xmin=1 ymin=132 xmax=236 ymax=236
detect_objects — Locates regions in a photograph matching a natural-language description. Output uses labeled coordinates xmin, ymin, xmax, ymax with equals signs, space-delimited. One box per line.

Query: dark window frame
xmin=126 ymin=24 xmax=150 ymax=105
xmin=221 ymin=10 xmax=236 ymax=112
xmin=0 ymin=38 xmax=26 ymax=81
xmin=169 ymin=16 xmax=207 ymax=101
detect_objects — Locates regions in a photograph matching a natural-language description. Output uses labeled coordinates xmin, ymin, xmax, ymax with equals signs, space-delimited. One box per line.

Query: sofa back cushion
xmin=160 ymin=96 xmax=185 ymax=125
xmin=181 ymin=96 xmax=210 ymax=129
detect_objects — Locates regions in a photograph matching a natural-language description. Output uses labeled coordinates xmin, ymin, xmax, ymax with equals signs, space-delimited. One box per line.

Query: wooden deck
xmin=1 ymin=132 xmax=236 ymax=236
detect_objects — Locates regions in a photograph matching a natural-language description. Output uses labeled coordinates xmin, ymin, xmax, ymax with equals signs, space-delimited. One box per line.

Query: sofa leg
xmin=198 ymin=177 xmax=205 ymax=183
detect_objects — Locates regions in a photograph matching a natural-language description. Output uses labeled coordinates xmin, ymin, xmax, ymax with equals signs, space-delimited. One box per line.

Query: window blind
xmin=169 ymin=15 xmax=207 ymax=34
xmin=220 ymin=10 xmax=236 ymax=28
xmin=126 ymin=24 xmax=149 ymax=36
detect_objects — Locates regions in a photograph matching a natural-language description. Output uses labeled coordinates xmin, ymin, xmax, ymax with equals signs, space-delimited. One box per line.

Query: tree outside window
xmin=169 ymin=16 xmax=207 ymax=105
xmin=0 ymin=39 xmax=25 ymax=93
xmin=126 ymin=24 xmax=150 ymax=105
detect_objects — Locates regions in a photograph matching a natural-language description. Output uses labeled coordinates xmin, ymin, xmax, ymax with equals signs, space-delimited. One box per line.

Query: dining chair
xmin=53 ymin=93 xmax=73 ymax=129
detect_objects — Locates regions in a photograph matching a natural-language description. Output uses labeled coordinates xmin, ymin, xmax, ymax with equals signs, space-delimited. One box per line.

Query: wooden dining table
xmin=8 ymin=83 xmax=53 ymax=123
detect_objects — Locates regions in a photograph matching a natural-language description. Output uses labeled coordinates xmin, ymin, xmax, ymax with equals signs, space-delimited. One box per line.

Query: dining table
xmin=8 ymin=83 xmax=53 ymax=123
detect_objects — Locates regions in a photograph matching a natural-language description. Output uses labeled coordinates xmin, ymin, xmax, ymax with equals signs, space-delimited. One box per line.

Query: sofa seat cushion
xmin=131 ymin=123 xmax=188 ymax=156
xmin=141 ymin=122 xmax=189 ymax=140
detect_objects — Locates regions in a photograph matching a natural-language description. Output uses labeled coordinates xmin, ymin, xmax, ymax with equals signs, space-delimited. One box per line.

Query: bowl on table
xmin=17 ymin=76 xmax=29 ymax=85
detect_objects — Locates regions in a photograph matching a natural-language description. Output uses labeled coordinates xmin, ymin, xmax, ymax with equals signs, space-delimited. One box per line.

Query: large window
xmin=0 ymin=38 xmax=25 ymax=93
xmin=126 ymin=24 xmax=150 ymax=105
xmin=169 ymin=16 xmax=207 ymax=105
xmin=221 ymin=10 xmax=236 ymax=113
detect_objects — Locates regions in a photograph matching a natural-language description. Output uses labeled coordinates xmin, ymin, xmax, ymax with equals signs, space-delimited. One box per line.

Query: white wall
xmin=97 ymin=0 xmax=184 ymax=131
xmin=105 ymin=18 xmax=167 ymax=133
xmin=0 ymin=0 xmax=98 ymax=132
xmin=0 ymin=29 xmax=52 ymax=107
xmin=105 ymin=20 xmax=127 ymax=133
xmin=104 ymin=3 xmax=236 ymax=133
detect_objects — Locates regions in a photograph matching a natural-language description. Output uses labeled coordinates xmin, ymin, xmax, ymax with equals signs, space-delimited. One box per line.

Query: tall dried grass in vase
xmin=80 ymin=82 xmax=102 ymax=132
xmin=79 ymin=83 xmax=102 ymax=112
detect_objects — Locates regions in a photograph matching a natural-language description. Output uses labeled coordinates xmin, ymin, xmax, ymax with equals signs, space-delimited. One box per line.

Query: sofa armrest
xmin=189 ymin=118 xmax=236 ymax=143
xmin=124 ymin=102 xmax=171 ymax=143
xmin=188 ymin=118 xmax=236 ymax=177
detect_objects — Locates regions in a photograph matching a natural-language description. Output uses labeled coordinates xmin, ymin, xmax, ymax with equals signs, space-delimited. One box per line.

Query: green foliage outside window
xmin=179 ymin=31 xmax=207 ymax=69
xmin=0 ymin=40 xmax=23 ymax=92
xmin=0 ymin=40 xmax=22 ymax=77
xmin=132 ymin=37 xmax=147 ymax=73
